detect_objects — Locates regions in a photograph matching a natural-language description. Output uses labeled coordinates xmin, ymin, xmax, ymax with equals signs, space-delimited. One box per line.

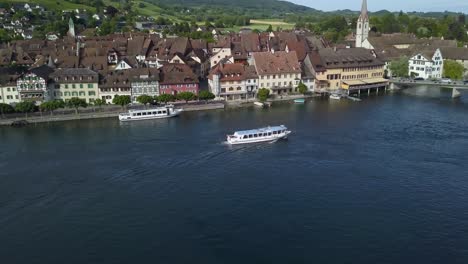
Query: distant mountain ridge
xmin=149 ymin=0 xmax=316 ymax=13
xmin=148 ymin=0 xmax=464 ymax=17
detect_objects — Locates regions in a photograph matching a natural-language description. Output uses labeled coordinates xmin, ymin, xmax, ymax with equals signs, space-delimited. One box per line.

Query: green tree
xmin=136 ymin=95 xmax=154 ymax=107
xmin=389 ymin=56 xmax=409 ymax=77
xmin=257 ymin=88 xmax=270 ymax=102
xmin=15 ymin=101 xmax=36 ymax=118
xmin=0 ymin=103 xmax=14 ymax=118
xmin=198 ymin=90 xmax=215 ymax=101
xmin=157 ymin=94 xmax=176 ymax=104
xmin=112 ymin=95 xmax=131 ymax=109
xmin=93 ymin=98 xmax=106 ymax=111
xmin=99 ymin=18 xmax=117 ymax=36
xmin=0 ymin=29 xmax=12 ymax=44
xmin=266 ymin=24 xmax=273 ymax=32
xmin=177 ymin=92 xmax=196 ymax=103
xmin=66 ymin=97 xmax=88 ymax=115
xmin=297 ymin=82 xmax=308 ymax=94
xmin=39 ymin=100 xmax=63 ymax=116
xmin=443 ymin=60 xmax=465 ymax=80
xmin=54 ymin=99 xmax=65 ymax=109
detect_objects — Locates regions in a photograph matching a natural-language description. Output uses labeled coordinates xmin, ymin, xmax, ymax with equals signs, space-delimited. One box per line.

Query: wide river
xmin=1 ymin=89 xmax=468 ymax=264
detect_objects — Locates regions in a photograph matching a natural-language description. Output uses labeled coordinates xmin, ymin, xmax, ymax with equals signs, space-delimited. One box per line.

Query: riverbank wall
xmin=0 ymin=103 xmax=225 ymax=126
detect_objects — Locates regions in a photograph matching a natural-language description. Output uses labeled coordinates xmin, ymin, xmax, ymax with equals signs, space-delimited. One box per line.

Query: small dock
xmin=346 ymin=96 xmax=362 ymax=102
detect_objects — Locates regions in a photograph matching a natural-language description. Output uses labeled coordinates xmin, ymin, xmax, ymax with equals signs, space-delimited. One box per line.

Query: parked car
xmin=414 ymin=77 xmax=425 ymax=81
xmin=464 ymin=80 xmax=468 ymax=85
xmin=440 ymin=78 xmax=452 ymax=84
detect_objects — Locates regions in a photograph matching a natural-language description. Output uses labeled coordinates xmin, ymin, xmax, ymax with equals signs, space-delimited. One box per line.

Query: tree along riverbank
xmin=0 ymin=102 xmax=225 ymax=126
xmin=0 ymin=94 xmax=320 ymax=126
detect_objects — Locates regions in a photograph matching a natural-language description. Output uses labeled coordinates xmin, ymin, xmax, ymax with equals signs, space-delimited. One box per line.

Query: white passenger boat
xmin=254 ymin=102 xmax=264 ymax=107
xmin=226 ymin=125 xmax=291 ymax=145
xmin=329 ymin=93 xmax=341 ymax=100
xmin=118 ymin=105 xmax=183 ymax=121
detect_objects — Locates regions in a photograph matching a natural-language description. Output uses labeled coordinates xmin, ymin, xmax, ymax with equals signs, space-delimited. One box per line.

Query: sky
xmin=289 ymin=0 xmax=468 ymax=13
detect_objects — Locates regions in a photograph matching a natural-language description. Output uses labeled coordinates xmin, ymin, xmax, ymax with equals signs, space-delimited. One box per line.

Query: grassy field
xmin=4 ymin=0 xmax=293 ymax=33
xmin=224 ymin=19 xmax=295 ymax=33
xmin=127 ymin=0 xmax=180 ymax=21
xmin=4 ymin=0 xmax=96 ymax=12
xmin=249 ymin=19 xmax=293 ymax=25
xmin=5 ymin=0 xmax=179 ymax=20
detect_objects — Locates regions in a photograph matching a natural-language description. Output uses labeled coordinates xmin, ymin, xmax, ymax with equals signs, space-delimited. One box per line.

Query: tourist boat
xmin=118 ymin=105 xmax=183 ymax=121
xmin=254 ymin=102 xmax=264 ymax=107
xmin=294 ymin=98 xmax=305 ymax=104
xmin=226 ymin=125 xmax=291 ymax=145
xmin=329 ymin=93 xmax=341 ymax=100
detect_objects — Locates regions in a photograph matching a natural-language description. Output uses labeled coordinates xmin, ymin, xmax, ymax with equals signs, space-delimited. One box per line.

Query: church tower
xmin=68 ymin=17 xmax=75 ymax=38
xmin=355 ymin=0 xmax=369 ymax=48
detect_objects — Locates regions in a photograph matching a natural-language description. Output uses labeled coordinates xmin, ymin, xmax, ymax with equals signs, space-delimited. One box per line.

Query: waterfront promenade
xmin=0 ymin=94 xmax=318 ymax=126
xmin=0 ymin=102 xmax=225 ymax=126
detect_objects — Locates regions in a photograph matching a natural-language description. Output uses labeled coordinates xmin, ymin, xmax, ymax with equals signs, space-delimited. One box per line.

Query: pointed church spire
xmin=47 ymin=56 xmax=55 ymax=68
xmin=68 ymin=17 xmax=75 ymax=38
xmin=356 ymin=0 xmax=369 ymax=47
xmin=360 ymin=0 xmax=368 ymax=20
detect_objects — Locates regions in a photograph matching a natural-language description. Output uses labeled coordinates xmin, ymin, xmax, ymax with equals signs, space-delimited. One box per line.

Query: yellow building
xmin=310 ymin=48 xmax=388 ymax=94
xmin=50 ymin=68 xmax=99 ymax=103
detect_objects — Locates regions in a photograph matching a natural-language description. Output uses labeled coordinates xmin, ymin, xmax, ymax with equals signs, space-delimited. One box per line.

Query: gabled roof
xmin=190 ymin=39 xmax=208 ymax=51
xmin=439 ymin=47 xmax=468 ymax=60
xmin=208 ymin=63 xmax=247 ymax=81
xmin=286 ymin=39 xmax=308 ymax=61
xmin=318 ymin=48 xmax=384 ymax=69
xmin=28 ymin=65 xmax=54 ymax=79
xmin=252 ymin=51 xmax=301 ymax=75
xmin=160 ymin=63 xmax=198 ymax=84
xmin=50 ymin=68 xmax=98 ymax=77
xmin=80 ymin=56 xmax=107 ymax=72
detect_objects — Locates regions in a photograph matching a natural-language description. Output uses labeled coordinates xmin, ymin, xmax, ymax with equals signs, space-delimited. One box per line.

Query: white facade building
xmin=408 ymin=49 xmax=444 ymax=79
xmin=210 ymin=47 xmax=232 ymax=67
xmin=0 ymin=85 xmax=20 ymax=104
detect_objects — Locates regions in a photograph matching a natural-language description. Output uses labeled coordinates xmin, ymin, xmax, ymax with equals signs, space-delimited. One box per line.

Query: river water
xmin=1 ymin=89 xmax=468 ymax=264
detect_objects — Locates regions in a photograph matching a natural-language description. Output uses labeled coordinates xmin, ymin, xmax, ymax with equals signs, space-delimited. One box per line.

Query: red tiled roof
xmin=252 ymin=51 xmax=301 ymax=75
xmin=160 ymin=64 xmax=198 ymax=85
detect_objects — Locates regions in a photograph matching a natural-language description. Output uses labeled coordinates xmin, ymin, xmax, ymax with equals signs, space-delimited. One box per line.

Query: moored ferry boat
xmin=329 ymin=93 xmax=341 ymax=100
xmin=118 ymin=105 xmax=183 ymax=121
xmin=226 ymin=125 xmax=291 ymax=145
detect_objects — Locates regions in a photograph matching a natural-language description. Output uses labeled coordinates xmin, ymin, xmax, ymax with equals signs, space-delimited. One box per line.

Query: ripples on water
xmin=1 ymin=92 xmax=468 ymax=263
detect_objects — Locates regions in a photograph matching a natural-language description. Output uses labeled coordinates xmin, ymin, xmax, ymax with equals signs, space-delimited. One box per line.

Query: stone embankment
xmin=0 ymin=102 xmax=225 ymax=126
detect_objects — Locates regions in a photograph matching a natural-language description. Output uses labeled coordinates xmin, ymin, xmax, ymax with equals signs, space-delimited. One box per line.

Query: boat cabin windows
xmin=142 ymin=112 xmax=147 ymax=116
xmin=248 ymin=135 xmax=253 ymax=138
xmin=153 ymin=111 xmax=157 ymax=115
xmin=273 ymin=131 xmax=277 ymax=135
xmin=268 ymin=132 xmax=272 ymax=136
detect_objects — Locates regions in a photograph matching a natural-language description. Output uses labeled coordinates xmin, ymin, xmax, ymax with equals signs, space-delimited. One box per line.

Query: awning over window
xmin=342 ymin=78 xmax=389 ymax=90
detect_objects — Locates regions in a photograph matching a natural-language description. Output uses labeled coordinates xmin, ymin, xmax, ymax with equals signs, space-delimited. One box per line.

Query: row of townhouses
xmin=0 ymin=63 xmax=199 ymax=105
xmin=1 ymin=2 xmax=467 ymax=105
